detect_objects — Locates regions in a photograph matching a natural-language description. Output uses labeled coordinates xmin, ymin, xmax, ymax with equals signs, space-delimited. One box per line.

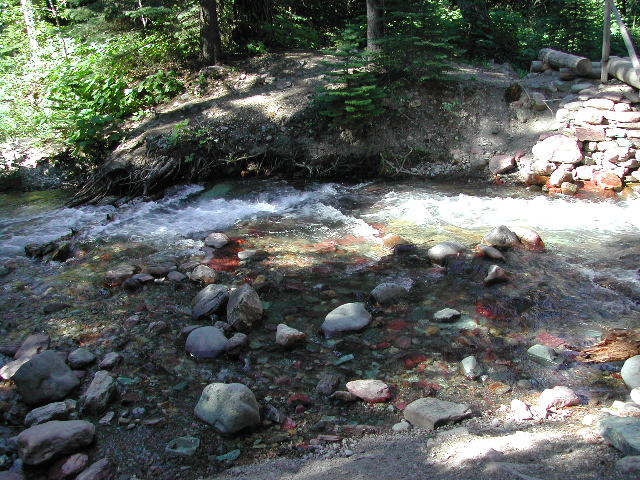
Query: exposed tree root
xmin=577 ymin=329 xmax=640 ymax=363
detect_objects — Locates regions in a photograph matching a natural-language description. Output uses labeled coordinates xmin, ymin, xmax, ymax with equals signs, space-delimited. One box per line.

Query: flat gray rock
xmin=17 ymin=420 xmax=95 ymax=465
xmin=227 ymin=284 xmax=263 ymax=331
xmin=185 ymin=326 xmax=228 ymax=359
xmin=598 ymin=415 xmax=640 ymax=455
xmin=192 ymin=284 xmax=229 ymax=320
xmin=67 ymin=348 xmax=96 ymax=369
xmin=527 ymin=344 xmax=561 ymax=367
xmin=403 ymin=397 xmax=472 ymax=431
xmin=370 ymin=282 xmax=408 ymax=305
xmin=194 ymin=383 xmax=260 ymax=435
xmin=12 ymin=351 xmax=80 ymax=406
xmin=24 ymin=400 xmax=76 ymax=426
xmin=81 ymin=371 xmax=116 ymax=414
xmin=321 ymin=303 xmax=371 ymax=338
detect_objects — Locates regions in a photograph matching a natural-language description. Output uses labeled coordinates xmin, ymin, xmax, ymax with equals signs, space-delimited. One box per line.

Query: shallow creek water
xmin=2 ymin=180 xmax=640 ymax=474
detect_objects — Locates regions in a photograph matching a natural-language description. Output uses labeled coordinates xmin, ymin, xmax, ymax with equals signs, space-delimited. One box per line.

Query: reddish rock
xmin=532 ymin=135 xmax=583 ymax=164
xmin=594 ymin=171 xmax=623 ymax=190
xmin=48 ymin=453 xmax=89 ymax=480
xmin=574 ymin=126 xmax=607 ymax=142
xmin=346 ymin=379 xmax=392 ymax=403
xmin=381 ymin=234 xmax=409 ymax=249
xmin=584 ymin=98 xmax=615 ymax=110
xmin=539 ymin=386 xmax=581 ymax=410
xmin=393 ymin=336 xmax=412 ymax=349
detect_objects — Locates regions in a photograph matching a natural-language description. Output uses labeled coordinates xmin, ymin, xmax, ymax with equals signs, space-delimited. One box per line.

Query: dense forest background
xmin=2 ymin=0 xmax=640 ymax=164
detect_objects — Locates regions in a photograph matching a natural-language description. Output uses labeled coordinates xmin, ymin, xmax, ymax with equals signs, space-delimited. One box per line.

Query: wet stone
xmin=275 ymin=324 xmax=307 ymax=347
xmin=237 ymin=249 xmax=268 ymax=261
xmin=67 ymin=348 xmax=96 ymax=369
xmin=16 ymin=420 xmax=95 ymax=465
xmin=482 ymin=225 xmax=520 ymax=248
xmin=316 ymin=373 xmax=341 ymax=396
xmin=321 ymin=303 xmax=371 ymax=338
xmin=205 ymin=232 xmax=229 ymax=249
xmin=427 ymin=242 xmax=466 ymax=266
xmin=104 ymin=264 xmax=136 ymax=287
xmin=12 ymin=351 xmax=80 ymax=406
xmin=224 ymin=332 xmax=248 ymax=355
xmin=460 ymin=355 xmax=482 ymax=379
xmin=476 ymin=245 xmax=505 ymax=261
xmin=527 ymin=344 xmax=561 ymax=367
xmin=188 ymin=265 xmax=217 ymax=284
xmin=167 ymin=271 xmax=187 ymax=282
xmin=433 ymin=308 xmax=460 ymax=323
xmin=484 ymin=265 xmax=510 ymax=285
xmin=403 ymin=398 xmax=472 ymax=431
xmin=370 ymin=282 xmax=408 ymax=305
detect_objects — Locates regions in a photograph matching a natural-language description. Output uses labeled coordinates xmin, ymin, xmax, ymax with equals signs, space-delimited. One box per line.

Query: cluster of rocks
xmin=0 ymin=334 xmax=121 ymax=479
xmin=508 ymin=82 xmax=640 ymax=194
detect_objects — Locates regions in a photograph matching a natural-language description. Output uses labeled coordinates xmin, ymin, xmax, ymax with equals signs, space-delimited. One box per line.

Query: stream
xmin=2 ymin=179 xmax=640 ymax=475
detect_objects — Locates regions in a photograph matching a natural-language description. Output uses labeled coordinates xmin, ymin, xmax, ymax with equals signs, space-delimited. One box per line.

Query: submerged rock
xmin=194 ymin=383 xmax=260 ymax=435
xmin=12 ymin=351 xmax=80 ymax=406
xmin=403 ymin=398 xmax=472 ymax=431
xmin=370 ymin=282 xmax=408 ymax=305
xmin=227 ymin=284 xmax=263 ymax=331
xmin=321 ymin=303 xmax=371 ymax=338
xmin=475 ymin=245 xmax=505 ymax=261
xmin=16 ymin=420 xmax=95 ymax=465
xmin=275 ymin=324 xmax=307 ymax=347
xmin=433 ymin=308 xmax=460 ymax=323
xmin=484 ymin=265 xmax=510 ymax=285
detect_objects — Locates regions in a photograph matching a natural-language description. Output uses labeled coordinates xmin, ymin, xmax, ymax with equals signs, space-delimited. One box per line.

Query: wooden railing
xmin=601 ymin=0 xmax=640 ymax=84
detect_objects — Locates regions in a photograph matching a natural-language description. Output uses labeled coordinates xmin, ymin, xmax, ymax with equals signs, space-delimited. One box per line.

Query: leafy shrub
xmin=263 ymin=11 xmax=324 ymax=49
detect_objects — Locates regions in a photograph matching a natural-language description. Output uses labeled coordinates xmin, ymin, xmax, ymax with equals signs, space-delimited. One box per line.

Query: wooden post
xmin=601 ymin=0 xmax=611 ymax=83
xmin=609 ymin=0 xmax=640 ymax=79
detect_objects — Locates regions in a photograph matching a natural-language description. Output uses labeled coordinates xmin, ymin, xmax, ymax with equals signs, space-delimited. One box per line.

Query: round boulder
xmin=321 ymin=303 xmax=371 ymax=338
xmin=622 ymin=355 xmax=640 ymax=389
xmin=185 ymin=327 xmax=228 ymax=359
xmin=194 ymin=383 xmax=260 ymax=435
xmin=482 ymin=226 xmax=519 ymax=249
xmin=427 ymin=242 xmax=466 ymax=266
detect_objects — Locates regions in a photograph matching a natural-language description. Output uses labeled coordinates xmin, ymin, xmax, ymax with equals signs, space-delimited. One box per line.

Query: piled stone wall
xmin=521 ymin=83 xmax=640 ymax=195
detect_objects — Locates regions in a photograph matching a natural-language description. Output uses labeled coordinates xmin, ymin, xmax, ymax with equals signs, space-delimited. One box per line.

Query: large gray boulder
xmin=81 ymin=371 xmax=116 ymax=414
xmin=192 ymin=284 xmax=229 ymax=321
xmin=427 ymin=242 xmax=466 ymax=265
xmin=226 ymin=284 xmax=263 ymax=331
xmin=12 ymin=351 xmax=80 ymax=406
xmin=185 ymin=326 xmax=228 ymax=359
xmin=194 ymin=383 xmax=260 ymax=435
xmin=16 ymin=420 xmax=95 ymax=465
xmin=321 ymin=303 xmax=371 ymax=338
xmin=403 ymin=398 xmax=472 ymax=431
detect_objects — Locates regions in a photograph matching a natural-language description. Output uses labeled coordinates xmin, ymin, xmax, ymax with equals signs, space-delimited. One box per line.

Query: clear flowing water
xmin=2 ymin=180 xmax=640 ymax=372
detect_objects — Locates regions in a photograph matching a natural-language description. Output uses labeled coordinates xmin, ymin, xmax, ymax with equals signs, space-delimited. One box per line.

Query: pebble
xmin=192 ymin=284 xmax=229 ymax=320
xmin=427 ymin=242 xmax=466 ymax=265
xmin=316 ymin=373 xmax=341 ymax=396
xmin=345 ymin=380 xmax=392 ymax=403
xmin=510 ymin=399 xmax=533 ymax=420
xmin=275 ymin=324 xmax=307 ymax=347
xmin=370 ymin=282 xmax=408 ymax=305
xmin=188 ymin=265 xmax=217 ymax=284
xmin=167 ymin=271 xmax=187 ymax=282
xmin=460 ymin=355 xmax=482 ymax=379
xmin=631 ymin=387 xmax=640 ymax=405
xmin=391 ymin=421 xmax=412 ymax=432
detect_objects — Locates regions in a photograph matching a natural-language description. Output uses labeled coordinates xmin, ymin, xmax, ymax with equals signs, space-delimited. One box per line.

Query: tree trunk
xmin=366 ymin=0 xmax=384 ymax=52
xmin=200 ymin=0 xmax=222 ymax=64
xmin=539 ymin=48 xmax=592 ymax=76
xmin=20 ymin=0 xmax=40 ymax=64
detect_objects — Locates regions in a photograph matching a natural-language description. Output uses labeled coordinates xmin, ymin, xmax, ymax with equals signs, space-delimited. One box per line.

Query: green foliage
xmin=316 ymin=23 xmax=386 ymax=130
xmin=262 ymin=11 xmax=324 ymax=49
